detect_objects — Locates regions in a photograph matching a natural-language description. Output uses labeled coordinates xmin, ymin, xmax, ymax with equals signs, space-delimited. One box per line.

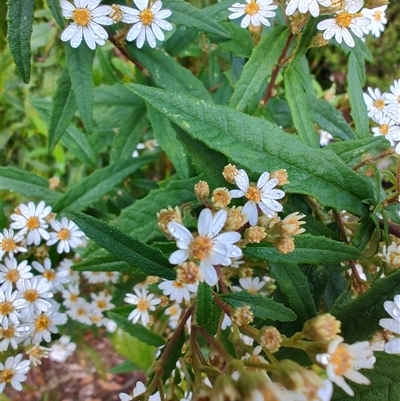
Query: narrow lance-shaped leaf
xmin=196 ymin=283 xmax=213 ymax=327
xmin=48 ymin=69 xmax=77 ymax=152
xmin=65 ymin=43 xmax=95 ymax=133
xmin=245 ymin=234 xmax=360 ymax=265
xmin=6 ymin=0 xmax=35 ymax=83
xmin=72 ymin=255 xmax=143 ymax=275
xmin=126 ymin=84 xmax=374 ymax=217
xmin=53 ymin=156 xmax=157 ymax=213
xmin=67 ymin=211 xmax=176 ymax=280
xmin=46 ymin=0 xmax=65 ymax=28
xmin=229 ymin=26 xmax=290 ymax=112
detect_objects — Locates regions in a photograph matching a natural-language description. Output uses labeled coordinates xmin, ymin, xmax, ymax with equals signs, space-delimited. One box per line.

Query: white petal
xmin=215 ymin=231 xmax=241 ymax=244
xmin=151 ymin=22 xmax=165 ymax=41
xmin=83 ymin=27 xmax=96 ymax=49
xmin=154 ymin=9 xmax=172 ymax=20
xmin=384 ymin=338 xmax=400 ymax=354
xmin=198 ymin=208 xmax=212 ymax=237
xmin=169 ymin=250 xmax=189 ymax=265
xmin=134 ymin=0 xmax=148 ymax=12
xmin=235 ymin=169 xmax=249 ymax=192
xmin=229 ymin=189 xmax=245 ymax=198
xmin=379 ymin=318 xmax=400 ymax=334
xmin=167 ymin=222 xmax=193 ymax=243
xmin=209 ymin=209 xmax=227 ymax=237
xmin=153 ymin=18 xmax=173 ymax=31
xmin=136 ymin=27 xmax=146 ymax=48
xmin=151 ymin=1 xmax=162 ymax=14
xmin=61 ymin=24 xmax=78 ymax=42
xmin=242 ymin=201 xmax=258 ymax=226
xmin=200 ymin=262 xmax=218 ymax=286
xmin=126 ymin=23 xmax=143 ymax=42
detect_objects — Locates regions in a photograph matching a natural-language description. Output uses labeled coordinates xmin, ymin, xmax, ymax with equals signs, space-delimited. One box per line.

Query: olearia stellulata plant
xmin=2 ymin=0 xmax=400 ymax=399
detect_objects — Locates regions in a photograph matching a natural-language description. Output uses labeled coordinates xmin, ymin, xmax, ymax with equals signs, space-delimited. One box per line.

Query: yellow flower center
xmin=91 ymin=314 xmax=102 ymax=323
xmin=97 ymin=300 xmax=107 ymax=309
xmin=245 ymin=185 xmax=262 ymax=203
xmin=27 ymin=216 xmax=40 ymax=230
xmin=57 ymin=228 xmax=70 ymax=241
xmin=24 ymin=289 xmax=39 ymax=303
xmin=73 ymin=8 xmax=91 ymax=27
xmin=5 ymin=269 xmax=20 ymax=283
xmin=245 ymin=1 xmax=260 ymax=16
xmin=379 ymin=124 xmax=389 ymax=135
xmin=374 ymin=99 xmax=385 ymax=109
xmin=77 ymin=307 xmax=87 ymax=316
xmin=137 ymin=298 xmax=151 ymax=312
xmin=35 ymin=315 xmax=50 ymax=331
xmin=2 ymin=238 xmax=17 ymax=252
xmin=0 ymin=301 xmax=14 ymax=316
xmin=190 ymin=236 xmax=213 ymax=261
xmin=373 ymin=11 xmax=382 ymax=22
xmin=43 ymin=270 xmax=55 ymax=281
xmin=70 ymin=294 xmax=78 ymax=302
xmin=168 ymin=305 xmax=178 ymax=315
xmin=388 ymin=251 xmax=400 ymax=267
xmin=0 ymin=369 xmax=14 ymax=384
xmin=0 ymin=326 xmax=15 ymax=339
xmin=140 ymin=9 xmax=154 ymax=26
xmin=331 ymin=345 xmax=352 ymax=375
xmin=335 ymin=11 xmax=354 ymax=28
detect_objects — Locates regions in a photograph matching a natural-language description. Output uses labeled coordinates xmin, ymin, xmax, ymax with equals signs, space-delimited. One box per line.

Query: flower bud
xmin=270 ymin=169 xmax=289 ymax=186
xmin=274 ymin=237 xmax=295 ymax=254
xmin=211 ymin=187 xmax=232 ymax=210
xmin=49 ymin=177 xmax=60 ymax=190
xmin=245 ymin=226 xmax=266 ymax=243
xmin=177 ymin=261 xmax=201 ymax=285
xmin=109 ymin=4 xmax=124 ymax=22
xmin=231 ymin=306 xmax=254 ymax=326
xmin=278 ymin=212 xmax=306 ymax=237
xmin=194 ymin=180 xmax=210 ymax=202
xmin=224 ymin=206 xmax=248 ymax=231
xmin=223 ymin=164 xmax=239 ymax=184
xmin=302 ymin=314 xmax=341 ymax=341
xmin=211 ymin=375 xmax=241 ymax=401
xmin=157 ymin=206 xmax=182 ymax=237
xmin=258 ymin=326 xmax=282 ymax=353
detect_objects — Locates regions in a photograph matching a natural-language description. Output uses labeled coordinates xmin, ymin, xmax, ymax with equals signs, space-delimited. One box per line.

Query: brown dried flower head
xmin=109 ymin=4 xmax=124 ymax=22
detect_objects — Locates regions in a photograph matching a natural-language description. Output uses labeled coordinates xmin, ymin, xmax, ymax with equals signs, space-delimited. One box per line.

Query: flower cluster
xmin=60 ymin=0 xmax=172 ymax=49
xmin=363 ymin=78 xmax=400 ymax=152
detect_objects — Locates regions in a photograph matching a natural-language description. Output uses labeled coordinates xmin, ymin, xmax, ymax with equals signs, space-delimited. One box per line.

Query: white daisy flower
xmin=0 ymin=354 xmax=31 ymax=392
xmin=0 ymin=317 xmax=27 ymax=351
xmin=165 ymin=303 xmax=182 ymax=329
xmin=60 ymin=0 xmax=114 ymax=50
xmin=228 ymin=0 xmax=277 ymax=29
xmin=371 ymin=114 xmax=400 ymax=146
xmin=90 ymin=291 xmax=114 ymax=311
xmin=16 ymin=277 xmax=54 ymax=318
xmin=317 ymin=0 xmax=371 ymax=48
xmin=26 ymin=343 xmax=51 ymax=366
xmin=10 ymin=201 xmax=52 ymax=246
xmin=62 ymin=284 xmax=81 ymax=308
xmin=120 ymin=0 xmax=173 ymax=49
xmin=66 ymin=299 xmax=93 ymax=325
xmin=22 ymin=301 xmax=68 ymax=344
xmin=125 ymin=288 xmax=161 ymax=326
xmin=82 ymin=270 xmax=119 ymax=284
xmin=363 ymin=87 xmax=388 ymax=119
xmin=385 ymin=79 xmax=400 ymax=122
xmin=0 ymin=286 xmax=28 ymax=325
xmin=0 ymin=228 xmax=26 ymax=259
xmin=49 ymin=335 xmax=77 ymax=363
xmin=57 ymin=258 xmax=80 ymax=285
xmin=229 ymin=169 xmax=285 ymax=226
xmin=316 ymin=336 xmax=374 ymax=396
xmin=285 ymin=0 xmax=332 ymax=18
xmin=167 ymin=209 xmax=242 ymax=286
xmin=0 ymin=257 xmax=32 ymax=292
xmin=362 ymin=5 xmax=387 ymax=38
xmin=32 ymin=257 xmax=70 ymax=292
xmin=233 ymin=276 xmax=266 ymax=294
xmin=379 ymin=294 xmax=400 ymax=354
xmin=158 ymin=280 xmax=198 ymax=303
xmin=47 ymin=217 xmax=85 ymax=254
xmin=319 ymin=129 xmax=334 ymax=147
xmin=119 ymin=381 xmax=161 ymax=401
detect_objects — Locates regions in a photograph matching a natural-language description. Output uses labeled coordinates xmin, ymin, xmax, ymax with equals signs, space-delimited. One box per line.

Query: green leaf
xmin=46 ymin=0 xmax=65 ymax=28
xmin=163 ymin=0 xmax=230 ymax=39
xmin=109 ymin=360 xmax=140 ymax=374
xmin=61 ymin=126 xmax=97 ymax=166
xmin=53 ymin=156 xmax=156 ymax=213
xmin=126 ymin=45 xmax=212 ymax=102
xmin=284 ymin=66 xmax=319 ymax=147
xmin=221 ymin=292 xmax=296 ymax=322
xmin=245 ymin=234 xmax=360 ymax=265
xmin=48 ymin=69 xmax=77 ymax=152
xmin=332 ymin=354 xmax=400 ymax=401
xmin=269 ymin=263 xmax=317 ymax=324
xmin=306 ymin=95 xmax=357 ymax=141
xmin=65 ymin=43 xmax=95 ymax=133
xmin=352 ymin=215 xmax=378 ymax=251
xmin=66 ymin=211 xmax=176 ymax=280
xmin=126 ymin=85 xmax=374 ymax=217
xmin=216 ymin=22 xmax=253 ymax=58
xmin=229 ymin=26 xmax=290 ymax=112
xmin=0 ymin=167 xmax=62 ymax=204
xmin=147 ymin=105 xmax=191 ymax=179
xmin=348 ymin=52 xmax=369 ymax=139
xmin=382 ymin=203 xmax=400 ymax=225
xmin=6 ymin=0 xmax=35 ymax=83
xmin=113 ymin=176 xmax=198 ymax=242
xmin=72 ymin=255 xmax=142 ymax=275
xmin=107 ymin=312 xmax=165 ymax=347
xmin=196 ymin=283 xmax=213 ymax=327
xmin=331 ymin=269 xmax=400 ymax=343
xmin=159 ymin=331 xmax=186 ymax=382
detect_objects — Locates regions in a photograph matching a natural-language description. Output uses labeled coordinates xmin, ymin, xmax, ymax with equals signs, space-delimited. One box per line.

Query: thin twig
xmin=352 ymin=149 xmax=394 ymax=171
xmin=215 ymin=265 xmax=227 ymax=294
xmin=212 ymin=292 xmax=231 ymax=316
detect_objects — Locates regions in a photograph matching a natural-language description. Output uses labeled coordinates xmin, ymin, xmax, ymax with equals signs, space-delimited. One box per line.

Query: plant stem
xmin=262 ymin=33 xmax=294 ymax=107
xmin=212 ymin=292 xmax=231 ymax=315
xmin=195 ymin=325 xmax=233 ymax=363
xmin=215 ymin=265 xmax=227 ymax=293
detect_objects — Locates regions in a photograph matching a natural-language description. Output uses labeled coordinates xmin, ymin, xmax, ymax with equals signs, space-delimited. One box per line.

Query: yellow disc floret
xmin=73 ymin=8 xmax=91 ymax=27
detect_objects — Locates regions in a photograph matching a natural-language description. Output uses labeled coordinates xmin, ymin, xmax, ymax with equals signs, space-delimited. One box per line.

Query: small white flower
xmin=10 ymin=201 xmax=52 ymax=246
xmin=317 ymin=1 xmax=371 ymax=48
xmin=228 ymin=0 xmax=277 ymax=29
xmin=66 ymin=299 xmax=93 ymax=325
xmin=285 ymin=0 xmax=332 ymax=18
xmin=362 ymin=5 xmax=387 ymax=38
xmin=0 ymin=286 xmax=28 ymax=325
xmin=125 ymin=288 xmax=161 ymax=326
xmin=233 ymin=276 xmax=265 ymax=294
xmin=319 ymin=129 xmax=334 ymax=147
xmin=0 ymin=317 xmax=27 ymax=351
xmin=165 ymin=303 xmax=182 ymax=329
xmin=0 ymin=257 xmax=32 ymax=291
xmin=57 ymin=258 xmax=80 ymax=285
xmin=385 ymin=79 xmax=400 ymax=122
xmin=0 ymin=354 xmax=31 ymax=392
xmin=379 ymin=294 xmax=400 ymax=354
xmin=382 ymin=242 xmax=400 ymax=268
xmin=121 ymin=0 xmax=172 ymax=49
xmin=26 ymin=343 xmax=51 ymax=366
xmin=82 ymin=270 xmax=119 ymax=284
xmin=90 ymin=291 xmax=114 ymax=311
xmin=158 ymin=280 xmax=198 ymax=303
xmin=60 ymin=0 xmax=114 ymax=50
xmin=363 ymin=87 xmax=388 ymax=119
xmin=32 ymin=257 xmax=70 ymax=292
xmin=47 ymin=217 xmax=85 ymax=254
xmin=119 ymin=381 xmax=161 ymax=401
xmin=0 ymin=228 xmax=26 ymax=259
xmin=168 ymin=209 xmax=242 ymax=286
xmin=316 ymin=336 xmax=374 ymax=396
xmin=229 ymin=169 xmax=285 ymax=226
xmin=62 ymin=284 xmax=82 ymax=308
xmin=49 ymin=335 xmax=77 ymax=363
xmin=371 ymin=114 xmax=400 ymax=146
